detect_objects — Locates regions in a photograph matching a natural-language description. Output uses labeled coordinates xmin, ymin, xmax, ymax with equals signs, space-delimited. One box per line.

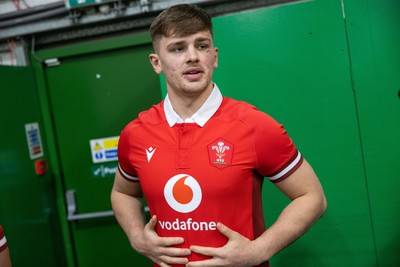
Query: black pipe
xmin=0 ymin=1 xmax=65 ymax=21
xmin=0 ymin=6 xmax=68 ymax=28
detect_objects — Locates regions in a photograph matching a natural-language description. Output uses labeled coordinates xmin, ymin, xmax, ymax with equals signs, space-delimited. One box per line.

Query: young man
xmin=111 ymin=4 xmax=327 ymax=267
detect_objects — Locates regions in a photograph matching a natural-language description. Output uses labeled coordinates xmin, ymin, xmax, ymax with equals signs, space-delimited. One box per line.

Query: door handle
xmin=66 ymin=190 xmax=149 ymax=221
xmin=66 ymin=190 xmax=114 ymax=221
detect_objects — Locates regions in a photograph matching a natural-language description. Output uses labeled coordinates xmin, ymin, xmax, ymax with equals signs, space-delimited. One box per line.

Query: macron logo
xmin=146 ymin=147 xmax=156 ymax=163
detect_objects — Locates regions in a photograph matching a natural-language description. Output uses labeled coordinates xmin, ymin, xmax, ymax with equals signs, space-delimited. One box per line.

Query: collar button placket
xmin=177 ymin=124 xmax=193 ymax=169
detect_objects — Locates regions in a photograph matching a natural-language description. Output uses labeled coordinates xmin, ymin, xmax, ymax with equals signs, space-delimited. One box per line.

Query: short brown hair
xmin=150 ymin=4 xmax=213 ymax=47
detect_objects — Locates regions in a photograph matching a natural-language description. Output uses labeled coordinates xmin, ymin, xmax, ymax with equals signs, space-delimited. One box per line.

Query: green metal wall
xmin=213 ymin=0 xmax=373 ymax=265
xmin=211 ymin=0 xmax=399 ymax=266
xmin=344 ymin=0 xmax=400 ymax=265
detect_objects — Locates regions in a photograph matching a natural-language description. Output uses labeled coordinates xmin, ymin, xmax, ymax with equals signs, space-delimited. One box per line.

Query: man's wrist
xmin=250 ymin=237 xmax=274 ymax=265
xmin=128 ymin=226 xmax=147 ymax=252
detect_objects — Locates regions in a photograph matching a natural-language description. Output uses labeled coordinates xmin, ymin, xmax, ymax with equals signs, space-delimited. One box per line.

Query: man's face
xmin=149 ymin=31 xmax=218 ymax=98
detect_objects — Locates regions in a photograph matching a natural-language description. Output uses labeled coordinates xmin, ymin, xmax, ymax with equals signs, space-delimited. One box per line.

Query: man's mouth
xmin=183 ymin=68 xmax=203 ymax=80
xmin=183 ymin=68 xmax=202 ymax=75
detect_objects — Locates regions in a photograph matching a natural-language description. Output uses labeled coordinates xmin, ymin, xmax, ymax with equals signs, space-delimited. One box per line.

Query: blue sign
xmin=105 ymin=149 xmax=118 ymax=159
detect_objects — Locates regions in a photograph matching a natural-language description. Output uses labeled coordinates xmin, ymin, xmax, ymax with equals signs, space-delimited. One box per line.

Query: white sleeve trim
xmin=118 ymin=164 xmax=139 ymax=182
xmin=268 ymin=152 xmax=302 ymax=181
xmin=0 ymin=236 xmax=7 ymax=248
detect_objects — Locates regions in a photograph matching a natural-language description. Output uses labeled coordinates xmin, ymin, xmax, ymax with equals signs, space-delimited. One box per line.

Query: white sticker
xmin=89 ymin=136 xmax=119 ymax=163
xmin=25 ymin=122 xmax=44 ymax=159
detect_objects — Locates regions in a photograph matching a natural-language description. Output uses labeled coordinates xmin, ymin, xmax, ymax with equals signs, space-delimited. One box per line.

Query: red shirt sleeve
xmin=117 ymin=123 xmax=140 ymax=182
xmin=0 ymin=225 xmax=8 ymax=252
xmin=246 ymin=109 xmax=303 ymax=182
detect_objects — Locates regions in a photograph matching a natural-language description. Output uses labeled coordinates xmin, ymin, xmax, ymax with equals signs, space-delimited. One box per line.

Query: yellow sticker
xmin=89 ymin=136 xmax=119 ymax=163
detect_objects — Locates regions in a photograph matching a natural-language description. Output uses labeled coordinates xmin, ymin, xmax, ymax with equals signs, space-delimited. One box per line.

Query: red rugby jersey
xmin=118 ymin=87 xmax=303 ymax=267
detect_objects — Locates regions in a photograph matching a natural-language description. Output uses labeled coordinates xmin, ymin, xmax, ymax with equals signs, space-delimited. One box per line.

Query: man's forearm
xmin=253 ymin=193 xmax=326 ymax=264
xmin=111 ymin=189 xmax=146 ymax=247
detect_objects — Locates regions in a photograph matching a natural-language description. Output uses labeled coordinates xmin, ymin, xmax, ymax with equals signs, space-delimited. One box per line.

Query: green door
xmin=43 ymin=43 xmax=160 ymax=266
xmin=0 ymin=66 xmax=66 ymax=266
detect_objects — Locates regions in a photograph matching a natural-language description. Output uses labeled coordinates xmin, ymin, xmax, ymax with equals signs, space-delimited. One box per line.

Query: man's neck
xmin=167 ymin=86 xmax=213 ymax=120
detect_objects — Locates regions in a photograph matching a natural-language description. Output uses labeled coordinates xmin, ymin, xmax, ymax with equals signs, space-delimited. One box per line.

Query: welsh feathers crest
xmin=207 ymin=138 xmax=233 ymax=169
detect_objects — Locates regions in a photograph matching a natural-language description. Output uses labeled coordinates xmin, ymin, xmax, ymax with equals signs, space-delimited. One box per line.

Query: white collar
xmin=164 ymin=83 xmax=223 ymax=127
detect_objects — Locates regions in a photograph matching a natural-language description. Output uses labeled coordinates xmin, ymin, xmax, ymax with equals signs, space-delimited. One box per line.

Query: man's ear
xmin=149 ymin=53 xmax=163 ymax=74
xmin=214 ymin=47 xmax=219 ymax=69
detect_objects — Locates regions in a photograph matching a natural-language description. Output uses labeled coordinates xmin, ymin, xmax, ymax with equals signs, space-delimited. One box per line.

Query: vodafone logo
xmin=164 ymin=174 xmax=202 ymax=213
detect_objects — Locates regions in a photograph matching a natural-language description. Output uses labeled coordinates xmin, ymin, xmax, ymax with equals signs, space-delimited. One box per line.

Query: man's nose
xmin=186 ymin=46 xmax=199 ymax=63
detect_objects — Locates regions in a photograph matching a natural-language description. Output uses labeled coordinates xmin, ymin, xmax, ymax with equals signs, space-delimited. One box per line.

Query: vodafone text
xmin=158 ymin=218 xmax=217 ymax=231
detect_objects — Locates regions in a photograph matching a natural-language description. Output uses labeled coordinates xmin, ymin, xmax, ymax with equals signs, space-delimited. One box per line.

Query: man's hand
xmin=187 ymin=223 xmax=262 ymax=267
xmin=131 ymin=215 xmax=191 ymax=267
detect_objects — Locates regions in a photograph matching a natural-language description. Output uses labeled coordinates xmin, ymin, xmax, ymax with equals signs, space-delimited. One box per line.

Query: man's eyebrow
xmin=165 ymin=37 xmax=212 ymax=50
xmin=166 ymin=41 xmax=185 ymax=49
xmin=195 ymin=37 xmax=212 ymax=43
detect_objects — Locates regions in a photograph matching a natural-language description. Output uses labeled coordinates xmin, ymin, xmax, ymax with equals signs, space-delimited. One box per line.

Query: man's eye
xmin=198 ymin=44 xmax=209 ymax=50
xmin=172 ymin=47 xmax=184 ymax=52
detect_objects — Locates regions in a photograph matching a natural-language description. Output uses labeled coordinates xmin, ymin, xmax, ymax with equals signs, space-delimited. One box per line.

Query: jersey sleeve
xmin=249 ymin=110 xmax=303 ymax=183
xmin=117 ymin=124 xmax=140 ymax=182
xmin=0 ymin=226 xmax=8 ymax=252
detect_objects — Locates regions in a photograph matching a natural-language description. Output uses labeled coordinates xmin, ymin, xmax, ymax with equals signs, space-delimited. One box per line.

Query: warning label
xmin=89 ymin=136 xmax=119 ymax=163
xmin=25 ymin=122 xmax=44 ymax=160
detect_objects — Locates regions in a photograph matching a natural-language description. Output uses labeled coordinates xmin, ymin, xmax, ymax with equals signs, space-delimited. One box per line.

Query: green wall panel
xmin=0 ymin=66 xmax=66 ymax=266
xmin=344 ymin=0 xmax=400 ymax=265
xmin=213 ymin=0 xmax=376 ymax=265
